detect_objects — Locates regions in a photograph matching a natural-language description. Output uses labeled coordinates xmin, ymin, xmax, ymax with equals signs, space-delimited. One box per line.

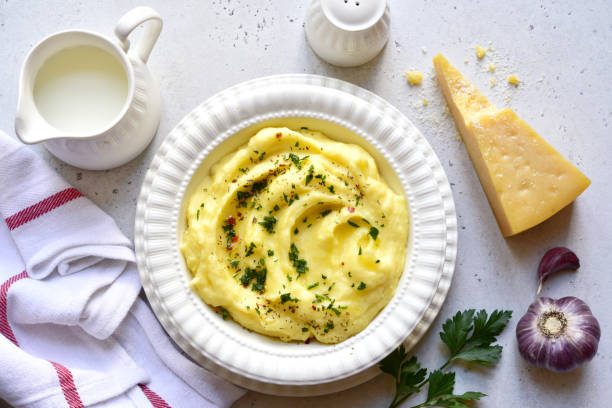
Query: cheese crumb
xmin=508 ymin=75 xmax=520 ymax=86
xmin=490 ymin=78 xmax=496 ymax=87
xmin=488 ymin=64 xmax=496 ymax=72
xmin=404 ymin=71 xmax=424 ymax=86
xmin=423 ymin=98 xmax=429 ymax=106
xmin=476 ymin=45 xmax=486 ymax=59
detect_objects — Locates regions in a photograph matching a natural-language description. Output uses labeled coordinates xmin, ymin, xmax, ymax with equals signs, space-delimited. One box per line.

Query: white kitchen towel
xmin=0 ymin=132 xmax=245 ymax=407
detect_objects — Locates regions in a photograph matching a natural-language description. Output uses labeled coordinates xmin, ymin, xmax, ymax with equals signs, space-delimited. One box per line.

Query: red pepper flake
xmin=341 ymin=262 xmax=345 ymax=266
xmin=279 ymin=164 xmax=287 ymax=167
xmin=312 ymin=305 xmax=316 ymax=311
xmin=305 ymin=338 xmax=311 ymax=344
xmin=232 ymin=235 xmax=239 ymax=243
xmin=275 ymin=132 xmax=283 ymax=139
xmin=227 ymin=216 xmax=236 ymax=226
xmin=237 ymin=212 xmax=242 ymax=217
xmin=347 ymin=206 xmax=355 ymax=213
xmin=232 ymin=179 xmax=237 ymax=183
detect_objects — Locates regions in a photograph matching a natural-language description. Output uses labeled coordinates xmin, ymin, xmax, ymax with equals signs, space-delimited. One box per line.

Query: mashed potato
xmin=181 ymin=127 xmax=409 ymax=343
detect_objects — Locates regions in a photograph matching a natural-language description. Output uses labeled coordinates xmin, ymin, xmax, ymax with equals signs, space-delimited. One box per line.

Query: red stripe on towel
xmin=50 ymin=361 xmax=85 ymax=408
xmin=0 ymin=270 xmax=28 ymax=346
xmin=139 ymin=384 xmax=173 ymax=408
xmin=0 ymin=271 xmax=85 ymax=408
xmin=5 ymin=187 xmax=83 ymax=230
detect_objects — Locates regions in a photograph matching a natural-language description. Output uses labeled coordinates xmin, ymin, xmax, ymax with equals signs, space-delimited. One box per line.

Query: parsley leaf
xmin=451 ymin=345 xmax=503 ymax=366
xmin=380 ymin=344 xmax=407 ymax=377
xmin=440 ymin=310 xmax=475 ymax=356
xmin=426 ymin=370 xmax=455 ymax=401
xmin=470 ymin=309 xmax=513 ymax=345
xmin=379 ymin=309 xmax=511 ymax=408
xmin=441 ymin=309 xmax=512 ymax=366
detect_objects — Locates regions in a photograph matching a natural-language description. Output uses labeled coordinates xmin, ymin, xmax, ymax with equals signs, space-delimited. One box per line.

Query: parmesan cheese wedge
xmin=433 ymin=54 xmax=590 ymax=237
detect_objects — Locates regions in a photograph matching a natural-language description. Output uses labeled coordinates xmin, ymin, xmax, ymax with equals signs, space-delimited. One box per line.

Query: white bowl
xmin=134 ymin=74 xmax=457 ymax=396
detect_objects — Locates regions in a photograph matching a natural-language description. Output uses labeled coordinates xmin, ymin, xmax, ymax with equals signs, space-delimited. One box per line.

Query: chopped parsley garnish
xmin=222 ymin=218 xmax=237 ymax=248
xmin=330 ymin=307 xmax=341 ymax=316
xmin=252 ymin=179 xmax=267 ymax=192
xmin=358 ymin=246 xmax=362 ymax=255
xmin=324 ymin=321 xmax=335 ymax=333
xmin=236 ymin=179 xmax=268 ymax=207
xmin=238 ymin=167 xmax=248 ymax=173
xmin=230 ymin=260 xmax=240 ymax=268
xmin=307 ymin=282 xmax=319 ymax=290
xmin=369 ymin=226 xmax=379 ymax=240
xmin=236 ymin=190 xmax=251 ymax=202
xmin=217 ymin=307 xmax=230 ymax=320
xmin=289 ymin=153 xmax=308 ymax=169
xmin=258 ymin=215 xmax=277 ymax=233
xmin=245 ymin=242 xmax=256 ymax=256
xmin=300 ymin=126 xmax=309 ymax=130
xmin=240 ymin=265 xmax=266 ymax=293
xmin=288 ymin=243 xmax=309 ymax=277
xmin=267 ymin=249 xmax=274 ymax=256
xmin=320 ymin=209 xmax=332 ymax=217
xmin=357 ymin=282 xmax=367 ymax=290
xmin=348 ymin=271 xmax=352 ymax=277
xmin=348 ymin=220 xmax=360 ymax=228
xmin=273 ymin=204 xmax=280 ymax=211
xmin=322 ymin=274 xmax=327 ymax=280
xmin=301 ymin=327 xmax=309 ymax=332
xmin=376 ymin=259 xmax=380 ymax=263
xmin=315 ymin=174 xmax=326 ymax=185
xmin=196 ymin=209 xmax=200 ymax=220
xmin=362 ymin=218 xmax=371 ymax=224
xmin=294 ymin=227 xmax=299 ymax=234
xmin=258 ymin=151 xmax=266 ymax=161
xmin=328 ymin=282 xmax=336 ymax=292
xmin=355 ymin=195 xmax=362 ymax=206
xmin=286 ymin=274 xmax=293 ymax=282
xmin=280 ymin=293 xmax=298 ymax=304
xmin=305 ymin=165 xmax=314 ymax=185
xmin=327 ymin=185 xmax=335 ymax=194
xmin=200 ymin=202 xmax=205 ymax=207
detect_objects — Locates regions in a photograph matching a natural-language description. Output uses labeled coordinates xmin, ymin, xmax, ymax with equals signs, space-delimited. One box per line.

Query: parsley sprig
xmin=379 ymin=309 xmax=512 ymax=408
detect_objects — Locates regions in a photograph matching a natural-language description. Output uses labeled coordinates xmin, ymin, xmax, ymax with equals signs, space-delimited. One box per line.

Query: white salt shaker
xmin=305 ymin=0 xmax=390 ymax=67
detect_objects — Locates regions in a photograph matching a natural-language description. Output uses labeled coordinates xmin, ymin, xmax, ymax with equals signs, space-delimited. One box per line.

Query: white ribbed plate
xmin=135 ymin=74 xmax=457 ymax=396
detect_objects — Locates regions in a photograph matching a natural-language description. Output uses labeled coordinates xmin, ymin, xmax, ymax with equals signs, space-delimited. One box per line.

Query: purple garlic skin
xmin=516 ymin=296 xmax=600 ymax=372
xmin=537 ymin=247 xmax=580 ymax=294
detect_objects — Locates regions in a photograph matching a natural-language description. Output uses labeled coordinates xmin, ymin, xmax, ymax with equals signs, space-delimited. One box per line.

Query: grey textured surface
xmin=1 ymin=1 xmax=611 ymax=407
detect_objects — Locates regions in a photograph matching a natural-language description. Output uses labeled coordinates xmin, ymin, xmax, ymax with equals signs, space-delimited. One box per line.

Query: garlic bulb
xmin=516 ymin=296 xmax=600 ymax=372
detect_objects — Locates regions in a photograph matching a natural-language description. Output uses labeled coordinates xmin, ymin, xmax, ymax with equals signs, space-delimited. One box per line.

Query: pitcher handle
xmin=114 ymin=7 xmax=162 ymax=64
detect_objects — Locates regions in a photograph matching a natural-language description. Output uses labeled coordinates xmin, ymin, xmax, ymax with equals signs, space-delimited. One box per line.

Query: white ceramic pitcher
xmin=15 ymin=7 xmax=163 ymax=170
